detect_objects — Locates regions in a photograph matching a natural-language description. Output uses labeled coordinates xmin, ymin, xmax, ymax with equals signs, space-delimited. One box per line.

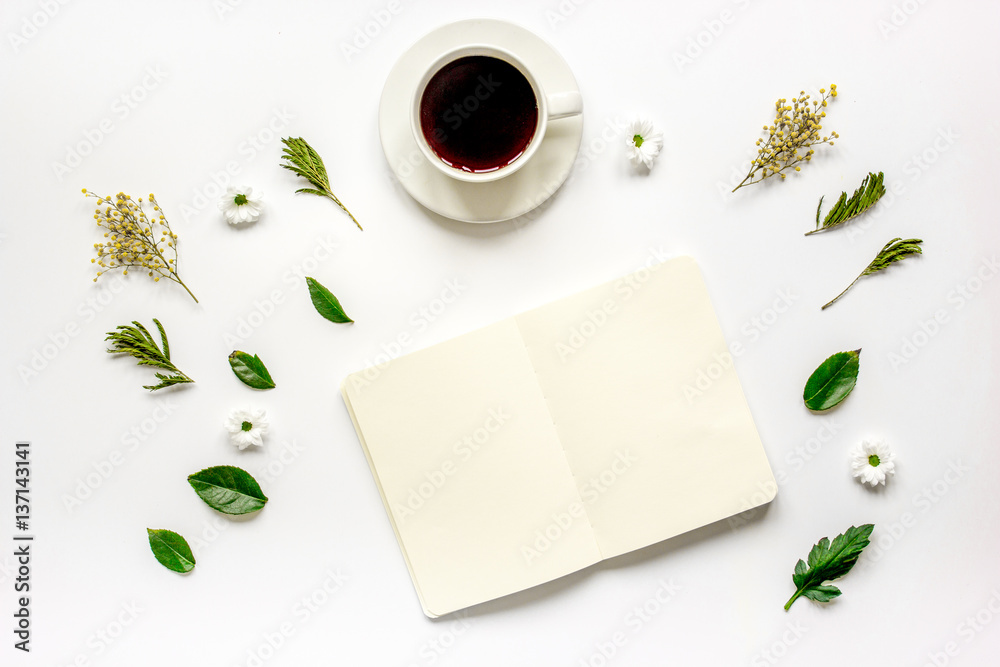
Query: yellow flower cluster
xmin=83 ymin=189 xmax=198 ymax=302
xmin=733 ymin=84 xmax=839 ymax=192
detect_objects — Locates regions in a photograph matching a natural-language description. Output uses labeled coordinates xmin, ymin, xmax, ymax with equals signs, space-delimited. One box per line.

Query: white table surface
xmin=2 ymin=1 xmax=998 ymax=665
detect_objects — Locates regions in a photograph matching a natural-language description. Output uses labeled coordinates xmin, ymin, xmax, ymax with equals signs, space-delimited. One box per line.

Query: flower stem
xmin=783 ymin=589 xmax=803 ymax=611
xmin=732 ymin=172 xmax=755 ymax=192
xmin=172 ymin=276 xmax=199 ymax=303
xmin=821 ymin=275 xmax=861 ymax=310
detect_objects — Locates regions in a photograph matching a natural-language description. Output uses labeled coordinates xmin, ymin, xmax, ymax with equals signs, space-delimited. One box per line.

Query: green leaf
xmin=803 ymin=349 xmax=861 ymax=411
xmin=187 ymin=466 xmax=268 ymax=515
xmin=806 ymin=172 xmax=886 ymax=236
xmin=105 ymin=318 xmax=194 ymax=391
xmin=280 ymin=136 xmax=362 ymax=230
xmin=785 ymin=524 xmax=873 ymax=610
xmin=822 ymin=237 xmax=923 ymax=309
xmin=228 ymin=351 xmax=276 ymax=389
xmin=306 ymin=277 xmax=353 ymax=323
xmin=147 ymin=528 xmax=196 ymax=573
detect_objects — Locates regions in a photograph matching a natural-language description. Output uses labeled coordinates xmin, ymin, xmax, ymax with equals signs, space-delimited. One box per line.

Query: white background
xmin=2 ymin=0 xmax=999 ymax=665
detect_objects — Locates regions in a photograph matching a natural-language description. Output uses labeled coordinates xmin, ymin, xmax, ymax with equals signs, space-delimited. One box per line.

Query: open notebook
xmin=341 ymin=256 xmax=776 ymax=617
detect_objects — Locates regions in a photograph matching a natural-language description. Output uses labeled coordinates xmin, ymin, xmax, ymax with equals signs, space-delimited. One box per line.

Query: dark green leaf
xmin=147 ymin=528 xmax=196 ymax=573
xmin=187 ymin=466 xmax=268 ymax=515
xmin=803 ymin=349 xmax=861 ymax=411
xmin=228 ymin=351 xmax=276 ymax=389
xmin=306 ymin=277 xmax=353 ymax=323
xmin=785 ymin=524 xmax=873 ymax=610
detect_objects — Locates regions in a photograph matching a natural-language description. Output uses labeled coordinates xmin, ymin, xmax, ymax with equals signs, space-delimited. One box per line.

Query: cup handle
xmin=547 ymin=91 xmax=583 ymax=120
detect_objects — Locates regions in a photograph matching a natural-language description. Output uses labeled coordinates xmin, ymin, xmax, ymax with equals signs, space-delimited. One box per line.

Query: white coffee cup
xmin=411 ymin=45 xmax=583 ymax=183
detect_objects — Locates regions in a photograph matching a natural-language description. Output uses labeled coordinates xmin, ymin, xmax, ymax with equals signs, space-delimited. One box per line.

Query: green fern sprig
xmin=822 ymin=238 xmax=923 ymax=309
xmin=105 ymin=318 xmax=194 ymax=391
xmin=807 ymin=172 xmax=886 ymax=236
xmin=280 ymin=136 xmax=361 ymax=230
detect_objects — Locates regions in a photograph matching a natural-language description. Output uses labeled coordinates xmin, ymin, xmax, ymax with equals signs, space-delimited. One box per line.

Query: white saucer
xmin=379 ymin=19 xmax=584 ymax=223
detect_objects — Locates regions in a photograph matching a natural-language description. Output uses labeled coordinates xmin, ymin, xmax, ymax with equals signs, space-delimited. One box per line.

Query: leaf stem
xmin=821 ymin=275 xmax=861 ymax=310
xmin=784 ymin=589 xmax=803 ymax=611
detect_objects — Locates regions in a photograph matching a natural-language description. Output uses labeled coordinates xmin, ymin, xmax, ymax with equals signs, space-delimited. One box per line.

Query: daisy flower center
xmin=632 ymin=134 xmax=644 ymax=148
xmin=868 ymin=454 xmax=881 ymax=467
xmin=241 ymin=420 xmax=253 ymax=432
xmin=234 ymin=194 xmax=249 ymax=206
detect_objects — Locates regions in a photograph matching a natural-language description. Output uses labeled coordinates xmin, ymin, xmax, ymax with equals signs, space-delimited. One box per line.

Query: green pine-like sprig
xmin=280 ymin=136 xmax=361 ymax=230
xmin=105 ymin=318 xmax=194 ymax=391
xmin=807 ymin=172 xmax=886 ymax=236
xmin=822 ymin=238 xmax=923 ymax=309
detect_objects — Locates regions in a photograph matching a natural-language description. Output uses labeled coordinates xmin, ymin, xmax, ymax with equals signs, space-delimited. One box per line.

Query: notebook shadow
xmin=430 ymin=500 xmax=775 ymax=623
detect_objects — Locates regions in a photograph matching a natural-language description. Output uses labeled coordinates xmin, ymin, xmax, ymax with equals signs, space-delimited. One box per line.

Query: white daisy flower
xmin=625 ymin=118 xmax=664 ymax=169
xmin=218 ymin=185 xmax=263 ymax=225
xmin=224 ymin=407 xmax=270 ymax=450
xmin=850 ymin=438 xmax=896 ymax=487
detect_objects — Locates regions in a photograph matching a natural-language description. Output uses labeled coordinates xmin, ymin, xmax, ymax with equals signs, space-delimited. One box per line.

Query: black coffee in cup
xmin=419 ymin=55 xmax=538 ymax=174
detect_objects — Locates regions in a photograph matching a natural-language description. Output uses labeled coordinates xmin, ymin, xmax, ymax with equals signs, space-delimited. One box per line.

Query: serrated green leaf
xmin=147 ymin=528 xmax=196 ymax=573
xmin=306 ymin=277 xmax=353 ymax=324
xmin=187 ymin=466 xmax=268 ymax=515
xmin=784 ymin=524 xmax=873 ymax=610
xmin=228 ymin=351 xmax=276 ymax=389
xmin=803 ymin=349 xmax=861 ymax=411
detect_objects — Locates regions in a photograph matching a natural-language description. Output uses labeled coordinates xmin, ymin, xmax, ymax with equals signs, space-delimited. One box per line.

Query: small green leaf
xmin=187 ymin=466 xmax=268 ymax=515
xmin=147 ymin=528 xmax=196 ymax=573
xmin=228 ymin=351 xmax=276 ymax=389
xmin=803 ymin=349 xmax=861 ymax=411
xmin=306 ymin=277 xmax=353 ymax=323
xmin=785 ymin=524 xmax=873 ymax=610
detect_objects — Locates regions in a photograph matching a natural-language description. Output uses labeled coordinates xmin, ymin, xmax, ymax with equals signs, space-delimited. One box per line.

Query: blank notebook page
xmin=513 ymin=256 xmax=775 ymax=559
xmin=342 ymin=317 xmax=602 ymax=618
